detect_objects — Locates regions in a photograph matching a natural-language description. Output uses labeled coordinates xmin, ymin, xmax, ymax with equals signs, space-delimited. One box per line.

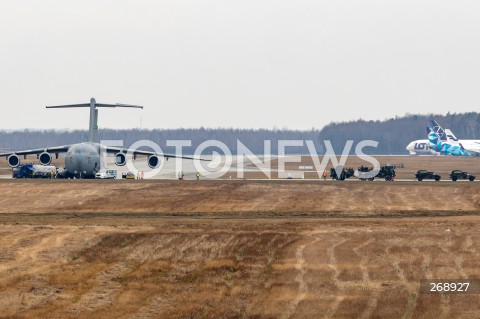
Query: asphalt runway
xmin=1 ymin=155 xmax=479 ymax=181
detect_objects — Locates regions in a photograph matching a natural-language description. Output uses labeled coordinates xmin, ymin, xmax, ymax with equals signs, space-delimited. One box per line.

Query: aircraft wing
xmin=104 ymin=146 xmax=208 ymax=161
xmin=0 ymin=145 xmax=71 ymax=158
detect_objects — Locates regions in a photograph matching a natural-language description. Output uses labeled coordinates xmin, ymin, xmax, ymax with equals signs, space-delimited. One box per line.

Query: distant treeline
xmin=319 ymin=112 xmax=480 ymax=154
xmin=0 ymin=128 xmax=323 ymax=155
xmin=0 ymin=112 xmax=478 ymax=154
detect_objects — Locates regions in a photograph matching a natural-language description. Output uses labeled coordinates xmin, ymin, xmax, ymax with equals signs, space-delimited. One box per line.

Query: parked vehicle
xmin=122 ymin=172 xmax=136 ymax=180
xmin=450 ymin=170 xmax=475 ymax=182
xmin=12 ymin=164 xmax=57 ymax=179
xmin=95 ymin=169 xmax=117 ymax=179
xmin=376 ymin=165 xmax=396 ymax=181
xmin=415 ymin=170 xmax=441 ymax=181
xmin=330 ymin=166 xmax=355 ymax=181
xmin=355 ymin=165 xmax=375 ymax=181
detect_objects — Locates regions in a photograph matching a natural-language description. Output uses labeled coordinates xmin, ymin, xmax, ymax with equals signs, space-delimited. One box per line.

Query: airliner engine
xmin=7 ymin=154 xmax=20 ymax=168
xmin=39 ymin=152 xmax=52 ymax=165
xmin=115 ymin=153 xmax=126 ymax=166
xmin=148 ymin=155 xmax=160 ymax=169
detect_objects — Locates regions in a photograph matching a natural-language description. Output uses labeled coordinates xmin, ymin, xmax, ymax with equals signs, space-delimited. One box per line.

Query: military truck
xmin=450 ymin=170 xmax=475 ymax=182
xmin=330 ymin=166 xmax=355 ymax=181
xmin=12 ymin=164 xmax=57 ymax=179
xmin=415 ymin=170 xmax=441 ymax=181
xmin=376 ymin=165 xmax=396 ymax=181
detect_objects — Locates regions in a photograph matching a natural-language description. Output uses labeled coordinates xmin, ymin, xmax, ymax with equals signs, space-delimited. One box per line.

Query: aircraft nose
xmin=406 ymin=142 xmax=414 ymax=151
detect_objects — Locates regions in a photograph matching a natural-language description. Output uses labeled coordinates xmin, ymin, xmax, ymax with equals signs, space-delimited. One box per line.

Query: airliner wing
xmin=0 ymin=145 xmax=71 ymax=158
xmin=104 ymin=146 xmax=208 ymax=161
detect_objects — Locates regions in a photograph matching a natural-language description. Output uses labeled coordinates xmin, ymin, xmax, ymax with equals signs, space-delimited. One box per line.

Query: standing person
xmin=196 ymin=171 xmax=200 ymax=180
xmin=140 ymin=171 xmax=144 ymax=180
xmin=322 ymin=170 xmax=327 ymax=180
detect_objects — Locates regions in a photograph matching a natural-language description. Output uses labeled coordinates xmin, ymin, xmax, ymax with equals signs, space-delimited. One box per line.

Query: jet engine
xmin=7 ymin=154 xmax=20 ymax=168
xmin=115 ymin=153 xmax=126 ymax=166
xmin=148 ymin=155 xmax=160 ymax=169
xmin=39 ymin=152 xmax=52 ymax=165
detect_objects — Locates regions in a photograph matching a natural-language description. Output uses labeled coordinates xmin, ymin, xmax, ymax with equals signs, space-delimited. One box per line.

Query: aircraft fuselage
xmin=406 ymin=140 xmax=436 ymax=155
xmin=64 ymin=143 xmax=101 ymax=178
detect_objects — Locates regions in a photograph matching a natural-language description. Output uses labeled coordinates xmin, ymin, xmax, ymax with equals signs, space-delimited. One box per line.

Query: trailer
xmin=12 ymin=164 xmax=57 ymax=179
xmin=354 ymin=165 xmax=396 ymax=181
xmin=355 ymin=165 xmax=375 ymax=181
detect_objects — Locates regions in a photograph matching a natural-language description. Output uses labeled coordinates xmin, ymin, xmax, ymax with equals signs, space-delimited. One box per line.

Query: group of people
xmin=178 ymin=171 xmax=202 ymax=180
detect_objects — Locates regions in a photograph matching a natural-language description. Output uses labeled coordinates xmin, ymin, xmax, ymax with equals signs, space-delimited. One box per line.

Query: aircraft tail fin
xmin=47 ymin=98 xmax=143 ymax=143
xmin=427 ymin=120 xmax=470 ymax=156
xmin=427 ymin=120 xmax=446 ymax=153
xmin=445 ymin=129 xmax=459 ymax=142
xmin=426 ymin=120 xmax=447 ymax=141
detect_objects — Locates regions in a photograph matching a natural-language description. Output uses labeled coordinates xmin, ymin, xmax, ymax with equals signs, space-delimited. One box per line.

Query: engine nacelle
xmin=39 ymin=152 xmax=52 ymax=166
xmin=115 ymin=153 xmax=126 ymax=166
xmin=8 ymin=154 xmax=20 ymax=168
xmin=148 ymin=155 xmax=160 ymax=169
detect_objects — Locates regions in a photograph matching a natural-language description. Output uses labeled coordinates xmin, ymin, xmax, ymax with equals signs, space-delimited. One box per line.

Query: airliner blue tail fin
xmin=427 ymin=120 xmax=447 ymax=141
xmin=427 ymin=119 xmax=470 ymax=156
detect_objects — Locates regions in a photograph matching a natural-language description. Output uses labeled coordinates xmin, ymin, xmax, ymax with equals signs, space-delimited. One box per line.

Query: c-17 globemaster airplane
xmin=0 ymin=98 xmax=202 ymax=178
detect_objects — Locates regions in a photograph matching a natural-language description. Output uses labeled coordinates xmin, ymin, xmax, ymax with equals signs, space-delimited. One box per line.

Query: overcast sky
xmin=1 ymin=0 xmax=479 ymax=131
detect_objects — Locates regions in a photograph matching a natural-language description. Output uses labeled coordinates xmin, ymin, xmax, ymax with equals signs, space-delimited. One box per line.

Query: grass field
xmin=0 ymin=179 xmax=478 ymax=216
xmin=1 ymin=218 xmax=479 ymax=318
xmin=0 ymin=156 xmax=479 ymax=318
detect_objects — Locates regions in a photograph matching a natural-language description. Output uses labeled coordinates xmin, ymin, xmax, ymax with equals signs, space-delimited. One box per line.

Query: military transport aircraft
xmin=0 ymin=98 xmax=202 ymax=178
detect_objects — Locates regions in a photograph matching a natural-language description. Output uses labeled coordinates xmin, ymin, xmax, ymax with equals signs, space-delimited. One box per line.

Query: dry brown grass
xmin=0 ymin=166 xmax=479 ymax=318
xmin=0 ymin=218 xmax=479 ymax=318
xmin=0 ymin=179 xmax=479 ymax=218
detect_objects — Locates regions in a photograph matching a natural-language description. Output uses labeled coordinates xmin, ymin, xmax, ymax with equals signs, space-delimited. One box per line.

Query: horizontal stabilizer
xmin=46 ymin=104 xmax=90 ymax=108
xmin=94 ymin=103 xmax=143 ymax=109
xmin=46 ymin=98 xmax=143 ymax=142
xmin=47 ymin=103 xmax=143 ymax=109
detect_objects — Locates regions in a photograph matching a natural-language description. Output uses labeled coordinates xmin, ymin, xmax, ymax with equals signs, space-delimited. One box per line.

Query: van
xmin=95 ymin=169 xmax=117 ymax=179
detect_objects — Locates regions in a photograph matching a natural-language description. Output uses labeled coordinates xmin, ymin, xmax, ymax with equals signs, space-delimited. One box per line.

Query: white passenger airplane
xmin=406 ymin=120 xmax=480 ymax=156
xmin=405 ymin=139 xmax=436 ymax=155
xmin=406 ymin=121 xmax=442 ymax=155
xmin=441 ymin=128 xmax=480 ymax=155
xmin=0 ymin=98 xmax=203 ymax=178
